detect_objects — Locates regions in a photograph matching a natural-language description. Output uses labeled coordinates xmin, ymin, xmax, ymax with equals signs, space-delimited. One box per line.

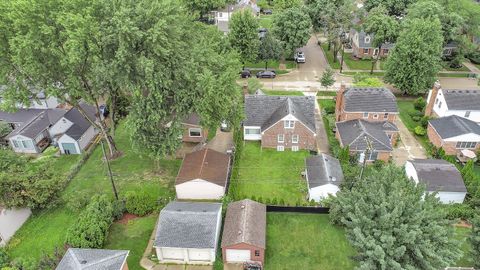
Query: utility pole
xmin=101 ymin=138 xmax=119 ymax=200
xmin=359 ymin=136 xmax=374 ymax=181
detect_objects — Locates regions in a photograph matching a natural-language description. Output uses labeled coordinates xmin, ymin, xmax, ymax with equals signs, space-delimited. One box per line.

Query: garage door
xmin=161 ymin=248 xmax=184 ymax=260
xmin=187 ymin=249 xmax=211 ymax=261
xmin=226 ymin=249 xmax=251 ymax=262
xmin=62 ymin=143 xmax=78 ymax=154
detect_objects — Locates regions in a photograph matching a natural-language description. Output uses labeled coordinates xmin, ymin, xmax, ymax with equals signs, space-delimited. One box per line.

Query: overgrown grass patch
xmin=258 ymin=15 xmax=273 ymax=29
xmin=264 ymin=90 xmax=304 ymax=96
xmin=453 ymin=226 xmax=474 ymax=267
xmin=343 ymin=54 xmax=375 ymax=70
xmin=320 ymin=43 xmax=341 ymax=69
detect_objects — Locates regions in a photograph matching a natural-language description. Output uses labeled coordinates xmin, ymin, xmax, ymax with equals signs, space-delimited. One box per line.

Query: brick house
xmin=350 ymin=29 xmax=394 ymax=59
xmin=56 ymin=248 xmax=129 ymax=270
xmin=427 ymin=115 xmax=480 ymax=155
xmin=243 ymin=95 xmax=317 ymax=151
xmin=334 ymin=86 xmax=399 ymax=162
xmin=221 ymin=199 xmax=266 ymax=265
xmin=181 ymin=113 xmax=209 ymax=143
xmin=425 ymin=82 xmax=480 ymax=123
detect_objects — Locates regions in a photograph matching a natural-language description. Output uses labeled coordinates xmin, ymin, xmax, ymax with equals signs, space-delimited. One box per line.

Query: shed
xmin=305 ymin=154 xmax=344 ymax=201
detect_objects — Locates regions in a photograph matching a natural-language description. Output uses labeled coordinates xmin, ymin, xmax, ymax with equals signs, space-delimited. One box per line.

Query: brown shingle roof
xmin=175 ymin=148 xmax=230 ymax=187
xmin=221 ymin=199 xmax=266 ymax=249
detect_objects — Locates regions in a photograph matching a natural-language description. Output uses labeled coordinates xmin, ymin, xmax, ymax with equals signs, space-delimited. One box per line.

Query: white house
xmin=405 ymin=159 xmax=467 ymax=204
xmin=153 ymin=202 xmax=222 ymax=265
xmin=50 ymin=103 xmax=99 ymax=155
xmin=425 ymin=82 xmax=480 ymax=123
xmin=0 ymin=206 xmax=31 ymax=247
xmin=305 ymin=154 xmax=344 ymax=202
xmin=212 ymin=0 xmax=259 ymax=33
xmin=175 ymin=148 xmax=230 ymax=200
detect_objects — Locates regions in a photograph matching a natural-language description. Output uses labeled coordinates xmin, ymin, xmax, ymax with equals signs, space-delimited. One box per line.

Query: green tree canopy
xmin=228 ymin=10 xmax=260 ymax=66
xmin=273 ymin=0 xmax=302 ymax=10
xmin=272 ymin=6 xmax=312 ymax=57
xmin=183 ymin=0 xmax=226 ymax=17
xmin=471 ymin=215 xmax=480 ymax=269
xmin=364 ymin=0 xmax=417 ymax=17
xmin=257 ymin=32 xmax=282 ymax=69
xmin=384 ymin=18 xmax=443 ymax=95
xmin=330 ymin=165 xmax=461 ymax=270
xmin=320 ymin=67 xmax=335 ymax=90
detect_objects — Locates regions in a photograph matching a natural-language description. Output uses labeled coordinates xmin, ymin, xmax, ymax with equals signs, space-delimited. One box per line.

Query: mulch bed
xmin=117 ymin=213 xmax=139 ymax=225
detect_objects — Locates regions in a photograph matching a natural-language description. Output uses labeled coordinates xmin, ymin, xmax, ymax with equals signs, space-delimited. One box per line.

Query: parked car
xmin=240 ymin=69 xmax=251 ymax=78
xmin=99 ymin=104 xmax=109 ymax=117
xmin=256 ymin=70 xmax=276 ymax=78
xmin=294 ymin=51 xmax=306 ymax=63
xmin=220 ymin=120 xmax=230 ymax=132
xmin=262 ymin=9 xmax=272 ymax=15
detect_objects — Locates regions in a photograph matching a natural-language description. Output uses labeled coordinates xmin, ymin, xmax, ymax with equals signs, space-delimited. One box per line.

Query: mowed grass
xmin=231 ymin=142 xmax=309 ymax=205
xmin=397 ymin=100 xmax=430 ymax=148
xmin=453 ymin=226 xmax=474 ymax=267
xmin=264 ymin=90 xmax=304 ymax=96
xmin=265 ymin=213 xmax=356 ymax=270
xmin=320 ymin=43 xmax=341 ymax=69
xmin=104 ymin=215 xmax=158 ymax=270
xmin=258 ymin=15 xmax=273 ymax=29
xmin=343 ymin=53 xmax=376 ymax=70
xmin=245 ymin=60 xmax=296 ymax=70
xmin=8 ymin=122 xmax=181 ymax=264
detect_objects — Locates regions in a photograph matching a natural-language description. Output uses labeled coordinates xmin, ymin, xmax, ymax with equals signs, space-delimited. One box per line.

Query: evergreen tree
xmin=320 ymin=68 xmax=335 ymax=90
xmin=330 ymin=165 xmax=461 ymax=269
xmin=470 ymin=215 xmax=480 ymax=269
xmin=228 ymin=10 xmax=260 ymax=67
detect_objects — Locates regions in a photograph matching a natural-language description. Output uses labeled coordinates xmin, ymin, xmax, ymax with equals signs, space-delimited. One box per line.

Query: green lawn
xmin=397 ymin=100 xmax=429 ymax=149
xmin=264 ymin=90 xmax=304 ymax=96
xmin=437 ymin=73 xmax=471 ymax=78
xmin=265 ymin=213 xmax=356 ymax=270
xmin=231 ymin=142 xmax=310 ymax=205
xmin=258 ymin=15 xmax=273 ymax=29
xmin=342 ymin=71 xmax=385 ymax=77
xmin=7 ymin=122 xmax=181 ymax=265
xmin=104 ymin=215 xmax=158 ymax=270
xmin=320 ymin=43 xmax=341 ymax=69
xmin=343 ymin=53 xmax=376 ymax=70
xmin=317 ymin=91 xmax=337 ymax=96
xmin=453 ymin=226 xmax=474 ymax=267
xmin=245 ymin=60 xmax=296 ymax=70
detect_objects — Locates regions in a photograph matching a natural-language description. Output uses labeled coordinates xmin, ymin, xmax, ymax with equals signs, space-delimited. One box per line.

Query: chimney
xmin=424 ymin=81 xmax=441 ymax=117
xmin=335 ymin=81 xmax=346 ymax=121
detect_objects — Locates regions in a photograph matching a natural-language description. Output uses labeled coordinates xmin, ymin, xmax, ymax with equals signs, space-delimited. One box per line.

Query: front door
xmin=62 ymin=143 xmax=78 ymax=155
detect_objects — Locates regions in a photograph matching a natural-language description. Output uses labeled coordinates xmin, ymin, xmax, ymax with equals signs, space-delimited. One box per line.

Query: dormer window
xmin=364 ymin=36 xmax=371 ymax=44
xmin=218 ymin=12 xmax=223 ymax=17
xmin=284 ymin=120 xmax=295 ymax=128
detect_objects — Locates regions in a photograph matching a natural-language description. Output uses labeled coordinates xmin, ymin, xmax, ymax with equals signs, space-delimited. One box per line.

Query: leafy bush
xmin=354 ymin=77 xmax=383 ymax=87
xmin=112 ymin=199 xmax=126 ymax=220
xmin=420 ymin=116 xmax=430 ymax=128
xmin=0 ymin=122 xmax=12 ymax=138
xmin=323 ymin=103 xmax=335 ymax=115
xmin=408 ymin=110 xmax=423 ymax=118
xmin=412 ymin=115 xmax=421 ymax=122
xmin=0 ymin=248 xmax=10 ymax=268
xmin=65 ymin=195 xmax=114 ymax=248
xmin=442 ymin=203 xmax=476 ymax=220
xmin=413 ymin=97 xmax=426 ymax=111
xmin=414 ymin=126 xmax=426 ymax=136
xmin=125 ymin=191 xmax=157 ymax=216
xmin=65 ymin=193 xmax=90 ymax=213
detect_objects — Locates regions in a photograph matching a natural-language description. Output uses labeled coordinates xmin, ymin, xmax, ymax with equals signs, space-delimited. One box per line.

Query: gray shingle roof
xmin=6 ymin=109 xmax=66 ymax=139
xmin=336 ymin=119 xmax=398 ymax=151
xmin=305 ymin=154 xmax=344 ymax=188
xmin=442 ymin=89 xmax=480 ymax=110
xmin=62 ymin=103 xmax=96 ymax=140
xmin=182 ymin=113 xmax=201 ymax=126
xmin=353 ymin=29 xmax=395 ymax=49
xmin=0 ymin=109 xmax=46 ymax=124
xmin=408 ymin=159 xmax=467 ymax=193
xmin=244 ymin=95 xmax=316 ymax=132
xmin=154 ymin=202 xmax=222 ymax=249
xmin=343 ymin=87 xmax=398 ymax=113
xmin=428 ymin=115 xmax=480 ymax=139
xmin=56 ymin=248 xmax=129 ymax=270
xmin=221 ymin=199 xmax=266 ymax=249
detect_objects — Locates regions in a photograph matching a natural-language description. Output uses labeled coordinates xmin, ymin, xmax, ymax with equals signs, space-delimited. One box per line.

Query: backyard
xmin=396 ymin=100 xmax=430 ymax=148
xmin=453 ymin=226 xmax=474 ymax=267
xmin=265 ymin=213 xmax=356 ymax=270
xmin=7 ymin=122 xmax=181 ymax=266
xmin=230 ymin=142 xmax=310 ymax=205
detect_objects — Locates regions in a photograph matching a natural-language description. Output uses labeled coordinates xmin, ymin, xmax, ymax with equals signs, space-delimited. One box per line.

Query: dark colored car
xmin=262 ymin=9 xmax=272 ymax=15
xmin=240 ymin=69 xmax=251 ymax=78
xmin=256 ymin=70 xmax=276 ymax=78
xmin=99 ymin=104 xmax=109 ymax=117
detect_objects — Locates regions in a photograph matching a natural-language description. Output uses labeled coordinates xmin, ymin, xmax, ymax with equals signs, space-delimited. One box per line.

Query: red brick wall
xmin=222 ymin=243 xmax=264 ymax=265
xmin=427 ymin=123 xmax=480 ymax=155
xmin=337 ymin=112 xmax=397 ymax=123
xmin=182 ymin=123 xmax=208 ymax=143
xmin=261 ymin=120 xmax=316 ymax=150
xmin=352 ymin=44 xmax=390 ymax=59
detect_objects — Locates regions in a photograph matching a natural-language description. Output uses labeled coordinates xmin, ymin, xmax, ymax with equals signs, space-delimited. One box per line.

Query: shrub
xmin=65 ymin=195 xmax=114 ymax=248
xmin=442 ymin=203 xmax=476 ymax=220
xmin=412 ymin=115 xmax=421 ymax=122
xmin=420 ymin=116 xmax=430 ymax=128
xmin=323 ymin=103 xmax=335 ymax=115
xmin=414 ymin=126 xmax=426 ymax=136
xmin=413 ymin=97 xmax=426 ymax=111
xmin=0 ymin=248 xmax=10 ymax=268
xmin=112 ymin=199 xmax=126 ymax=220
xmin=125 ymin=191 xmax=156 ymax=216
xmin=408 ymin=110 xmax=423 ymax=118
xmin=247 ymin=78 xmax=263 ymax=94
xmin=65 ymin=193 xmax=90 ymax=213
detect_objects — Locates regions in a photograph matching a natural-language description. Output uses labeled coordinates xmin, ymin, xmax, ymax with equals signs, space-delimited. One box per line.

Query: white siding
xmin=9 ymin=135 xmax=39 ymax=154
xmin=58 ymin=134 xmax=81 ymax=155
xmin=404 ymin=161 xmax=419 ymax=184
xmin=49 ymin=117 xmax=73 ymax=137
xmin=244 ymin=126 xmax=261 ymax=141
xmin=0 ymin=208 xmax=31 ymax=247
xmin=175 ymin=180 xmax=225 ymax=200
xmin=444 ymin=110 xmax=480 ymax=123
xmin=432 ymin=191 xmax=466 ymax=204
xmin=444 ymin=133 xmax=480 ymax=142
xmin=308 ymin=184 xmax=340 ymax=202
xmin=432 ymin=90 xmax=449 ymax=117
xmin=78 ymin=126 xmax=98 ymax=150
xmin=431 ymin=89 xmax=480 ymax=122
xmin=156 ymin=247 xmax=215 ymax=264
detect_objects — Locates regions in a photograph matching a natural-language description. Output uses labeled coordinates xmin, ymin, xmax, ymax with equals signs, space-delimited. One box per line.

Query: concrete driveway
xmin=392 ymin=118 xmax=427 ymax=166
xmin=206 ymin=128 xmax=234 ymax=153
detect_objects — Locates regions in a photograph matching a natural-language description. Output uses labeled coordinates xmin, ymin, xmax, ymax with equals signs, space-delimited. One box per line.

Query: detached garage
xmin=305 ymin=154 xmax=344 ymax=202
xmin=175 ymin=148 xmax=230 ymax=200
xmin=153 ymin=201 xmax=222 ymax=265
xmin=221 ymin=199 xmax=266 ymax=266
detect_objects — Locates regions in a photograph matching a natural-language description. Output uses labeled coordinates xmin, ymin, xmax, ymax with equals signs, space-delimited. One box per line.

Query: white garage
xmin=225 ymin=249 xmax=251 ymax=262
xmin=305 ymin=154 xmax=344 ymax=202
xmin=154 ymin=202 xmax=222 ymax=265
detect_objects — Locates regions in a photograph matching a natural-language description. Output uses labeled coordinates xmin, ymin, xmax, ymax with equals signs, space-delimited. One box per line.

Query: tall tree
xmin=320 ymin=67 xmax=335 ymax=90
xmin=384 ymin=18 xmax=443 ymax=95
xmin=272 ymin=6 xmax=312 ymax=57
xmin=273 ymin=0 xmax=302 ymax=10
xmin=183 ymin=0 xmax=226 ymax=18
xmin=471 ymin=215 xmax=480 ymax=269
xmin=364 ymin=0 xmax=417 ymax=17
xmin=330 ymin=165 xmax=461 ymax=270
xmin=257 ymin=32 xmax=282 ymax=70
xmin=228 ymin=10 xmax=260 ymax=68
xmin=363 ymin=5 xmax=399 ymax=74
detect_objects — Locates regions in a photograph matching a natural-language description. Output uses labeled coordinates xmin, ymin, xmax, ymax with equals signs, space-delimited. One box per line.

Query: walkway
xmin=206 ymin=128 xmax=234 ymax=153
xmin=391 ymin=118 xmax=427 ymax=166
xmin=463 ymin=61 xmax=480 ymax=74
xmin=304 ymin=92 xmax=330 ymax=153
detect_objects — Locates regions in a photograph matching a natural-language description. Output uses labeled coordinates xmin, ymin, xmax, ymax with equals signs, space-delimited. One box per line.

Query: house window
xmin=367 ymin=151 xmax=378 ymax=161
xmin=465 ymin=111 xmax=471 ymax=118
xmin=363 ymin=48 xmax=369 ymax=54
xmin=435 ymin=98 xmax=439 ymax=104
xmin=384 ymin=49 xmax=389 ymax=54
xmin=255 ymin=250 xmax=260 ymax=256
xmin=277 ymin=145 xmax=285 ymax=151
xmin=443 ymin=48 xmax=452 ymax=56
xmin=245 ymin=128 xmax=261 ymax=135
xmin=383 ymin=113 xmax=388 ymax=119
xmin=12 ymin=140 xmax=20 ymax=148
xmin=292 ymin=134 xmax=299 ymax=143
xmin=278 ymin=134 xmax=284 ymax=143
xmin=292 ymin=145 xmax=299 ymax=151
xmin=189 ymin=128 xmax=202 ymax=137
xmin=387 ymin=134 xmax=392 ymax=140
xmin=456 ymin=142 xmax=477 ymax=149
xmin=373 ymin=114 xmax=379 ymax=119
xmin=363 ymin=112 xmax=369 ymax=119
xmin=21 ymin=140 xmax=34 ymax=150
xmin=438 ymin=101 xmax=442 ymax=108
xmin=284 ymin=120 xmax=295 ymax=129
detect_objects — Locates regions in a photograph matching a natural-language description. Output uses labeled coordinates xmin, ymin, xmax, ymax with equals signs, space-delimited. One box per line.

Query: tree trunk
xmin=265 ymin=61 xmax=268 ymax=70
xmin=93 ymin=98 xmax=118 ymax=158
xmin=332 ymin=42 xmax=337 ymax=63
xmin=340 ymin=43 xmax=345 ymax=73
xmin=109 ymin=87 xmax=118 ymax=136
xmin=371 ymin=45 xmax=382 ymax=75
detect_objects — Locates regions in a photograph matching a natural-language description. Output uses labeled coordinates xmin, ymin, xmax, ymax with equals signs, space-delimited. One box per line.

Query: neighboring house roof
xmin=244 ymin=95 xmax=316 ymax=132
xmin=305 ymin=154 xmax=344 ymax=188
xmin=154 ymin=201 xmax=222 ymax=249
xmin=0 ymin=109 xmax=47 ymax=124
xmin=343 ymin=87 xmax=398 ymax=113
xmin=336 ymin=119 xmax=398 ymax=151
xmin=61 ymin=103 xmax=97 ymax=140
xmin=442 ymin=89 xmax=480 ymax=111
xmin=176 ymin=148 xmax=230 ymax=187
xmin=182 ymin=113 xmax=201 ymax=126
xmin=6 ymin=109 xmax=66 ymax=139
xmin=408 ymin=159 xmax=467 ymax=193
xmin=429 ymin=115 xmax=480 ymax=139
xmin=221 ymin=199 xmax=266 ymax=249
xmin=351 ymin=29 xmax=395 ymax=49
xmin=55 ymin=248 xmax=129 ymax=270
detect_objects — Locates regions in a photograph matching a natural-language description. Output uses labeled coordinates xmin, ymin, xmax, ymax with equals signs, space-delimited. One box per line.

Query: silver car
xmin=294 ymin=51 xmax=306 ymax=63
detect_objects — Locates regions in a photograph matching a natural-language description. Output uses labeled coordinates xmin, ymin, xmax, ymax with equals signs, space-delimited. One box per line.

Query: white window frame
xmin=456 ymin=141 xmax=477 ymax=149
xmin=292 ymin=145 xmax=299 ymax=152
xmin=363 ymin=112 xmax=369 ymax=119
xmin=367 ymin=151 xmax=378 ymax=161
xmin=364 ymin=36 xmax=371 ymax=43
xmin=12 ymin=140 xmax=20 ymax=148
xmin=278 ymin=134 xmax=284 ymax=143
xmin=277 ymin=145 xmax=285 ymax=151
xmin=218 ymin=12 xmax=223 ymax=17
xmin=292 ymin=134 xmax=299 ymax=144
xmin=244 ymin=128 xmax=260 ymax=135
xmin=284 ymin=120 xmax=295 ymax=129
xmin=189 ymin=128 xmax=202 ymax=137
